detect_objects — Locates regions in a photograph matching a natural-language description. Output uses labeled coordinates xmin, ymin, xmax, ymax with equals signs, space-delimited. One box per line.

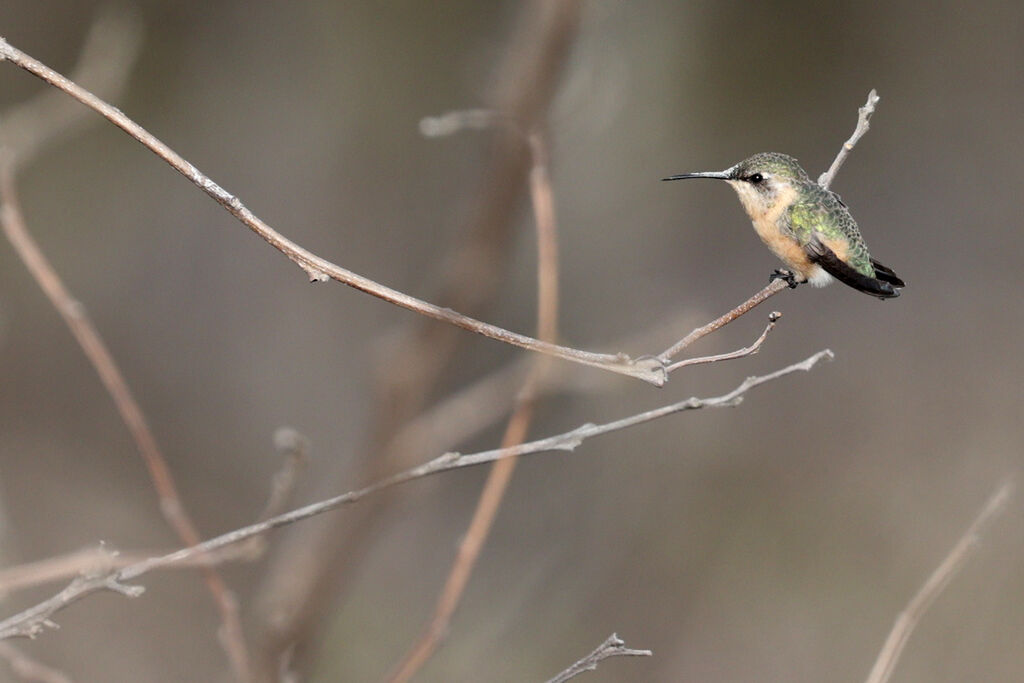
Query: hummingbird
xmin=663 ymin=152 xmax=904 ymax=299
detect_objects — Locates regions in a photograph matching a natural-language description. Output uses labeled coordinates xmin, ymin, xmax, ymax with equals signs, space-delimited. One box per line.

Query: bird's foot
xmin=769 ymin=269 xmax=800 ymax=289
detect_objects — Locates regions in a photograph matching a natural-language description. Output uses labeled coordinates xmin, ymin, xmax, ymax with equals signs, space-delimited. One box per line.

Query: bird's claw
xmin=769 ymin=269 xmax=800 ymax=289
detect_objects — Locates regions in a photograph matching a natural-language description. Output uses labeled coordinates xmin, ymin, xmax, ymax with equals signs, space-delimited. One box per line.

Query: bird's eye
xmin=748 ymin=173 xmax=764 ymax=184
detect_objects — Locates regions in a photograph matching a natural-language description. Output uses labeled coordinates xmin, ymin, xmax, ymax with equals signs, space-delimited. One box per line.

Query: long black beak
xmin=661 ymin=170 xmax=732 ymax=181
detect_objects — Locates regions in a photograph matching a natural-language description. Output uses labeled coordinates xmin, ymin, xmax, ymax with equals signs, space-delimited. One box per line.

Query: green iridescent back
xmin=788 ymin=181 xmax=874 ymax=277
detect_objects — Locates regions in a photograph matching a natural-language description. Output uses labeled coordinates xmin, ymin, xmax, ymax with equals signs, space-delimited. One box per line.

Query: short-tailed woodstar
xmin=663 ymin=152 xmax=904 ymax=299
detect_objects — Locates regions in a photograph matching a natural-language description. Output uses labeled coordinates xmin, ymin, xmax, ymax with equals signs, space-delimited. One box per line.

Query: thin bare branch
xmin=657 ymin=280 xmax=789 ymax=364
xmin=248 ymin=6 xmax=584 ymax=678
xmin=0 ymin=350 xmax=832 ymax=642
xmin=0 ymin=18 xmax=250 ymax=679
xmin=863 ymin=480 xmax=1014 ymax=683
xmin=0 ymin=544 xmax=259 ymax=598
xmin=0 ymin=36 xmax=665 ymax=385
xmin=818 ymin=89 xmax=880 ymax=189
xmin=545 ymin=633 xmax=651 ymax=683
xmin=665 ymin=312 xmax=780 ymax=373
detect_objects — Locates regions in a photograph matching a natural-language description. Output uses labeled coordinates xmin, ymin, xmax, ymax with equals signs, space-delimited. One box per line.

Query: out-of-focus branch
xmin=386 ymin=127 xmax=561 ymax=683
xmin=0 ymin=13 xmax=251 ymax=680
xmin=0 ymin=163 xmax=252 ymax=682
xmin=544 ymin=633 xmax=651 ymax=683
xmin=863 ymin=480 xmax=1014 ymax=683
xmin=258 ymin=428 xmax=310 ymax=522
xmin=0 ymin=350 xmax=832 ymax=642
xmin=248 ymin=4 xmax=584 ymax=679
xmin=0 ymin=7 xmax=142 ymax=169
xmin=0 ymin=543 xmax=261 ymax=599
xmin=0 ymin=642 xmax=72 ymax=683
xmin=818 ymin=89 xmax=879 ymax=189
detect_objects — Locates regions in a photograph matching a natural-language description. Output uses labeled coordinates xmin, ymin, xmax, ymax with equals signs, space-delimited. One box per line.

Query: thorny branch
xmin=0 ymin=351 xmax=831 ymax=642
xmin=544 ymin=633 xmax=651 ymax=683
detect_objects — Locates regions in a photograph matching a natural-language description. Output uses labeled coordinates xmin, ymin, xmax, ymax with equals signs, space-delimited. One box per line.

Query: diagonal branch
xmin=0 ymin=350 xmax=832 ymax=642
xmin=544 ymin=633 xmax=651 ymax=683
xmin=0 ymin=642 xmax=73 ymax=683
xmin=819 ymin=89 xmax=880 ymax=190
xmin=0 ymin=15 xmax=251 ymax=680
xmin=247 ymin=6 xmax=584 ymax=679
xmin=665 ymin=312 xmax=780 ymax=372
xmin=0 ymin=36 xmax=665 ymax=385
xmin=863 ymin=480 xmax=1014 ymax=683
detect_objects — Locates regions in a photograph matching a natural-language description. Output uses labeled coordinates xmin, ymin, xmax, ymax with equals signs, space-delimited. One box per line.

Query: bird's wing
xmin=805 ymin=237 xmax=900 ymax=299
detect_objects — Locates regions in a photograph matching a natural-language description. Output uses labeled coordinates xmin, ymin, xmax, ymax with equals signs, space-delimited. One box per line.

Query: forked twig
xmin=665 ymin=312 xmax=780 ymax=372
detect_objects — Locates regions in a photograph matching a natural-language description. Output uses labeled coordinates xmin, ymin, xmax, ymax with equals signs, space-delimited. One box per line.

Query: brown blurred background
xmin=0 ymin=1 xmax=1022 ymax=681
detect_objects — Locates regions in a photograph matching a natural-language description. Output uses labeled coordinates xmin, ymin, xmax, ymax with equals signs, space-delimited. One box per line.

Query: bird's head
xmin=663 ymin=152 xmax=809 ymax=219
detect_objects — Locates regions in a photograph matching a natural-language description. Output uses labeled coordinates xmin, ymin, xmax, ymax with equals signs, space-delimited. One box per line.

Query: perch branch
xmin=0 ymin=36 xmax=665 ymax=385
xmin=665 ymin=312 xmax=780 ymax=372
xmin=819 ymin=89 xmax=880 ymax=189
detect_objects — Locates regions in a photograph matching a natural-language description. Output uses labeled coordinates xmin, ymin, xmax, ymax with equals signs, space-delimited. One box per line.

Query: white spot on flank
xmin=807 ymin=266 xmax=834 ymax=287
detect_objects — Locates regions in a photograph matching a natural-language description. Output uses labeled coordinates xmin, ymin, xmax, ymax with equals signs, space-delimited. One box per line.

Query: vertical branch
xmin=386 ymin=129 xmax=560 ymax=683
xmin=246 ymin=3 xmax=583 ymax=680
xmin=818 ymin=90 xmax=880 ymax=190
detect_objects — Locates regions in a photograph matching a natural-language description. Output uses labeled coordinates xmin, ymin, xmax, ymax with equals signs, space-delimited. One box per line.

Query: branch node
xmin=437 ymin=451 xmax=461 ymax=466
xmin=105 ymin=577 xmax=145 ymax=598
xmin=295 ymin=260 xmax=329 ymax=283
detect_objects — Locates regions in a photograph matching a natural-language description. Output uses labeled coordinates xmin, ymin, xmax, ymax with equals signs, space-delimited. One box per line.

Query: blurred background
xmin=0 ymin=1 xmax=1022 ymax=681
